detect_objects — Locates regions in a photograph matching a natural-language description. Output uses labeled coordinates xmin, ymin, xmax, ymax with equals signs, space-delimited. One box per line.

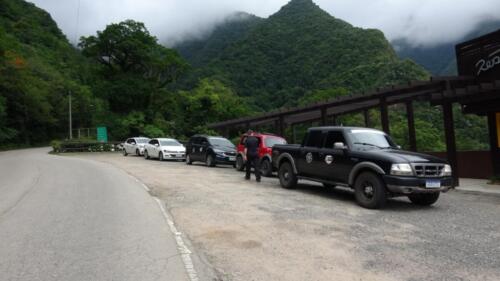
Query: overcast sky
xmin=29 ymin=0 xmax=500 ymax=47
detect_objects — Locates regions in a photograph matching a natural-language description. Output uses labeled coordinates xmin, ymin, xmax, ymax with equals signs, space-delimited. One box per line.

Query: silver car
xmin=123 ymin=137 xmax=151 ymax=156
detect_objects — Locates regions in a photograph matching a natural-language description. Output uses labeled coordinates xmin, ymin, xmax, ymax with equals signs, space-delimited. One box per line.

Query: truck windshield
xmin=209 ymin=137 xmax=235 ymax=148
xmin=350 ymin=130 xmax=396 ymax=149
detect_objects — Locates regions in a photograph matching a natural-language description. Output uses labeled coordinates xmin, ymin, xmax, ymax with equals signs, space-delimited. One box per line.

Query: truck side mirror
xmin=334 ymin=142 xmax=347 ymax=150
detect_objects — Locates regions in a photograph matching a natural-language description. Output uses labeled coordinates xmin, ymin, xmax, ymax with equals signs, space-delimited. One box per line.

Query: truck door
xmin=297 ymin=130 xmax=325 ymax=178
xmin=320 ymin=130 xmax=353 ymax=183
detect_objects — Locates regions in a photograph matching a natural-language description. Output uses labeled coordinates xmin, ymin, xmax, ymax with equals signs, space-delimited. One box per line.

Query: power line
xmin=74 ymin=0 xmax=81 ymax=46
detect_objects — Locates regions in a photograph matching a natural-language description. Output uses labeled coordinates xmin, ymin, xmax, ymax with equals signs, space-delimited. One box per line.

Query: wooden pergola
xmin=209 ymin=29 xmax=500 ymax=185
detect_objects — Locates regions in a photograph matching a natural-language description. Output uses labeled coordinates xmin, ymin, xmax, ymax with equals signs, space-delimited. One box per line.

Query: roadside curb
xmin=454 ymin=186 xmax=500 ymax=195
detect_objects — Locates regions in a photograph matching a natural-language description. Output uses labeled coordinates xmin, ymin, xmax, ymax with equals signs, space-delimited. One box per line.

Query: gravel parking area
xmin=72 ymin=152 xmax=500 ymax=281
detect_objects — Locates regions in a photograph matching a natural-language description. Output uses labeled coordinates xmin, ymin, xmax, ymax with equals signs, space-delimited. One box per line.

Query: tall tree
xmin=80 ymin=20 xmax=188 ymax=113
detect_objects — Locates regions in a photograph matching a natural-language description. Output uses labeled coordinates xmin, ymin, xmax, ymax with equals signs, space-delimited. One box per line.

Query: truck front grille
xmin=412 ymin=164 xmax=445 ymax=177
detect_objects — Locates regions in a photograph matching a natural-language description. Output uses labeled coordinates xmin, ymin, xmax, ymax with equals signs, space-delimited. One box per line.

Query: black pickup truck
xmin=272 ymin=127 xmax=453 ymax=209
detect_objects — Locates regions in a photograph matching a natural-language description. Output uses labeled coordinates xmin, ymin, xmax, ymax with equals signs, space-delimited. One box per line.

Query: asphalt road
xmin=0 ymin=148 xmax=197 ymax=281
xmin=76 ymin=152 xmax=500 ymax=281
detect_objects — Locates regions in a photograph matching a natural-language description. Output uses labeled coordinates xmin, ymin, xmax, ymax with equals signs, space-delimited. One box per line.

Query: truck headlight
xmin=390 ymin=164 xmax=414 ymax=176
xmin=442 ymin=164 xmax=452 ymax=176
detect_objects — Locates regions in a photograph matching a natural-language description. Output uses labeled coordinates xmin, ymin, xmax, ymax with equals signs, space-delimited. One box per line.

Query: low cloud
xmin=30 ymin=0 xmax=500 ymax=47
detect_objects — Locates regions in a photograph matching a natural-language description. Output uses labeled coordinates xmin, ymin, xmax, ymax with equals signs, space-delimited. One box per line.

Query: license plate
xmin=426 ymin=180 xmax=441 ymax=189
xmin=229 ymin=157 xmax=236 ymax=161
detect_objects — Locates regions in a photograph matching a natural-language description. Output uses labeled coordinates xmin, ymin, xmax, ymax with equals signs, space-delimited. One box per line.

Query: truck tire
xmin=186 ymin=154 xmax=193 ymax=165
xmin=354 ymin=172 xmax=387 ymax=209
xmin=408 ymin=193 xmax=440 ymax=206
xmin=260 ymin=159 xmax=273 ymax=177
xmin=235 ymin=155 xmax=245 ymax=171
xmin=279 ymin=162 xmax=297 ymax=189
xmin=206 ymin=154 xmax=216 ymax=167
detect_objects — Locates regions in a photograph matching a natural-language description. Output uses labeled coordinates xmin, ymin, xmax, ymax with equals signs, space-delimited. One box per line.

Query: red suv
xmin=235 ymin=133 xmax=287 ymax=177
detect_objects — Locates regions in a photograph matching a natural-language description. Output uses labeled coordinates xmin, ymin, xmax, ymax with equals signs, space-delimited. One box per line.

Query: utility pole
xmin=69 ymin=91 xmax=73 ymax=140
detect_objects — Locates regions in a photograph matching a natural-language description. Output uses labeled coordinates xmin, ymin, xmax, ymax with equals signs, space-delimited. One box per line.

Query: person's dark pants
xmin=245 ymin=154 xmax=261 ymax=181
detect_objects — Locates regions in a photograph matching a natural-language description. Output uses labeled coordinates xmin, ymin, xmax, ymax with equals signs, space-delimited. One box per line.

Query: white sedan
xmin=144 ymin=138 xmax=186 ymax=161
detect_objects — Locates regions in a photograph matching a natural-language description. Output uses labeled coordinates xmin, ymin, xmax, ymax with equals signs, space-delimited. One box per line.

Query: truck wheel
xmin=144 ymin=150 xmax=150 ymax=160
xmin=279 ymin=162 xmax=297 ymax=189
xmin=123 ymin=149 xmax=128 ymax=156
xmin=354 ymin=172 xmax=387 ymax=209
xmin=235 ymin=156 xmax=244 ymax=171
xmin=186 ymin=154 xmax=192 ymax=165
xmin=206 ymin=154 xmax=216 ymax=167
xmin=260 ymin=159 xmax=273 ymax=177
xmin=159 ymin=152 xmax=164 ymax=162
xmin=408 ymin=193 xmax=440 ymax=206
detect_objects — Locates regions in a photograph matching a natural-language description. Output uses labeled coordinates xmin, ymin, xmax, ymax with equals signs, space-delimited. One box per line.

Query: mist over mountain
xmin=393 ymin=19 xmax=500 ymax=75
xmin=175 ymin=12 xmax=263 ymax=67
xmin=29 ymin=0 xmax=500 ymax=48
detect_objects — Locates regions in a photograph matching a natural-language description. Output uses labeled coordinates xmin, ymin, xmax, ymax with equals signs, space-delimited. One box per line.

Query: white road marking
xmin=130 ymin=173 xmax=199 ymax=280
xmin=154 ymin=197 xmax=199 ymax=281
xmin=129 ymin=175 xmax=151 ymax=192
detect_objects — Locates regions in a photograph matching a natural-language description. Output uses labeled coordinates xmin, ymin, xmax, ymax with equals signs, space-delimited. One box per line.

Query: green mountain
xmin=176 ymin=0 xmax=428 ymax=110
xmin=393 ymin=19 xmax=500 ymax=75
xmin=175 ymin=12 xmax=263 ymax=67
xmin=0 ymin=0 xmax=94 ymax=144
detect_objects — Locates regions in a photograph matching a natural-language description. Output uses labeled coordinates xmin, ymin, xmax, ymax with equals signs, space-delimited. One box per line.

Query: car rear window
xmin=264 ymin=137 xmax=287 ymax=147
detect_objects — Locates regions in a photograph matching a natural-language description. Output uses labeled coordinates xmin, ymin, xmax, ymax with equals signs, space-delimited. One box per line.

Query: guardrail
xmin=52 ymin=141 xmax=123 ymax=153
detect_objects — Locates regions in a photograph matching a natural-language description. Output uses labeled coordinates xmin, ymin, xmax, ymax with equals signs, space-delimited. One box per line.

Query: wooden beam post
xmin=321 ymin=107 xmax=327 ymax=126
xmin=222 ymin=127 xmax=230 ymax=138
xmin=406 ymin=101 xmax=417 ymax=151
xmin=487 ymin=113 xmax=500 ymax=177
xmin=380 ymin=97 xmax=390 ymax=134
xmin=279 ymin=115 xmax=285 ymax=138
xmin=363 ymin=110 xmax=370 ymax=127
xmin=442 ymin=102 xmax=459 ymax=186
xmin=292 ymin=124 xmax=297 ymax=144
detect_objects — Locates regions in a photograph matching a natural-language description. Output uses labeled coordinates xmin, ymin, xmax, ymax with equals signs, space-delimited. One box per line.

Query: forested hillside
xmin=178 ymin=0 xmax=428 ymax=111
xmin=0 ymin=0 xmax=94 ymax=145
xmin=0 ymin=0 xmax=248 ymax=144
xmin=173 ymin=0 xmax=488 ymax=151
xmin=175 ymin=12 xmax=263 ymax=67
xmin=0 ymin=0 xmax=490 ymax=152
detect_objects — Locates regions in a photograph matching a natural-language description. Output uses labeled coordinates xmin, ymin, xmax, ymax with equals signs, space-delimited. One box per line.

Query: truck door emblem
xmin=306 ymin=152 xmax=313 ymax=164
xmin=325 ymin=155 xmax=334 ymax=165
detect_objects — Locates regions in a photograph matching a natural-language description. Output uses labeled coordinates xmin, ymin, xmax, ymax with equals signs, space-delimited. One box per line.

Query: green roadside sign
xmin=97 ymin=127 xmax=108 ymax=143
